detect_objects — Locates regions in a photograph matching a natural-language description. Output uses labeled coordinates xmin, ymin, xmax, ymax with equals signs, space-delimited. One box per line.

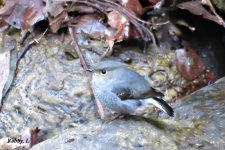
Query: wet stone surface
xmin=0 ymin=37 xmax=96 ymax=139
xmin=0 ymin=37 xmax=225 ymax=150
xmin=31 ymin=77 xmax=225 ymax=150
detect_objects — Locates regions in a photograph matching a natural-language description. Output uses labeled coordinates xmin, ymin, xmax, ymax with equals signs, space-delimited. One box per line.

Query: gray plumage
xmin=91 ymin=60 xmax=174 ymax=117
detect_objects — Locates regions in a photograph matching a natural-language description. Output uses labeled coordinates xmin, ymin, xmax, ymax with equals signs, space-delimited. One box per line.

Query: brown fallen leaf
xmin=123 ymin=0 xmax=143 ymax=17
xmin=0 ymin=0 xmax=45 ymax=32
xmin=205 ymin=70 xmax=216 ymax=81
xmin=201 ymin=0 xmax=225 ymax=26
xmin=177 ymin=1 xmax=224 ymax=26
xmin=103 ymin=0 xmax=143 ymax=55
xmin=175 ymin=20 xmax=196 ymax=31
xmin=0 ymin=19 xmax=9 ymax=32
xmin=148 ymin=0 xmax=160 ymax=4
xmin=48 ymin=10 xmax=69 ymax=33
xmin=107 ymin=0 xmax=143 ymax=42
xmin=107 ymin=9 xmax=129 ymax=42
xmin=43 ymin=0 xmax=64 ymax=18
xmin=176 ymin=41 xmax=205 ymax=80
xmin=22 ymin=5 xmax=45 ymax=32
xmin=71 ymin=14 xmax=115 ymax=40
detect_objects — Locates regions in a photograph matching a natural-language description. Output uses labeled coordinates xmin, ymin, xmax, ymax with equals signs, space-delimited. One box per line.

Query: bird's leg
xmin=110 ymin=112 xmax=125 ymax=121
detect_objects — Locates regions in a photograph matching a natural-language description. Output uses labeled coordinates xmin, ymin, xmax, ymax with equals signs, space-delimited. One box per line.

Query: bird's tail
xmin=121 ymin=97 xmax=174 ymax=116
xmin=138 ymin=97 xmax=174 ymax=117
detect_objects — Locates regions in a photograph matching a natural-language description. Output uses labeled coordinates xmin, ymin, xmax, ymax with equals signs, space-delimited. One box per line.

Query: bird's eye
xmin=101 ymin=69 xmax=106 ymax=74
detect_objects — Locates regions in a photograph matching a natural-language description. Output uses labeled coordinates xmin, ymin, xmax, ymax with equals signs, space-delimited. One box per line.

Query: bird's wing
xmin=110 ymin=84 xmax=163 ymax=100
xmin=111 ymin=86 xmax=132 ymax=100
xmin=143 ymin=87 xmax=164 ymax=98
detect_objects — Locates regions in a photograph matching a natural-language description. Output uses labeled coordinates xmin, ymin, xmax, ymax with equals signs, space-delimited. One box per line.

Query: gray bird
xmin=90 ymin=60 xmax=174 ymax=117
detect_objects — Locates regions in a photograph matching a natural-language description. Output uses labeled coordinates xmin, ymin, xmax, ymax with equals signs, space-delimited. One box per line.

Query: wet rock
xmin=1 ymin=36 xmax=225 ymax=150
xmin=31 ymin=77 xmax=225 ymax=150
xmin=31 ymin=120 xmax=177 ymax=150
xmin=0 ymin=36 xmax=96 ymax=140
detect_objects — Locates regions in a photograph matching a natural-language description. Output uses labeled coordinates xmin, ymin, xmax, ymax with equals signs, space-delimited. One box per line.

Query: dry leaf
xmin=0 ymin=0 xmax=45 ymax=32
xmin=43 ymin=0 xmax=64 ymax=17
xmin=107 ymin=0 xmax=143 ymax=42
xmin=48 ymin=10 xmax=69 ymax=33
xmin=177 ymin=1 xmax=224 ymax=26
xmin=176 ymin=41 xmax=205 ymax=80
xmin=71 ymin=14 xmax=115 ymax=40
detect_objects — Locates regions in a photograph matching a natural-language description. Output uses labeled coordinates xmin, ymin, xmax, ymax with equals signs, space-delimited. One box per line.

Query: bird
xmin=90 ymin=60 xmax=174 ymax=117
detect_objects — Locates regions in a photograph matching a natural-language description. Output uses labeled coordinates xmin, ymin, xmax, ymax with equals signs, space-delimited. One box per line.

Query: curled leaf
xmin=176 ymin=41 xmax=205 ymax=80
xmin=177 ymin=1 xmax=225 ymax=26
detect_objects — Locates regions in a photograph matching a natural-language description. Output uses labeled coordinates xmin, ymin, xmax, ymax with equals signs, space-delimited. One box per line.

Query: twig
xmin=0 ymin=29 xmax=48 ymax=111
xmin=20 ymin=31 xmax=30 ymax=45
xmin=77 ymin=0 xmax=159 ymax=49
xmin=18 ymin=29 xmax=48 ymax=60
xmin=68 ymin=27 xmax=105 ymax=119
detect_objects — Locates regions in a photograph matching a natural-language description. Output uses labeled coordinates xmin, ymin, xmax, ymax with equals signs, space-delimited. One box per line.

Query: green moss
xmin=167 ymin=119 xmax=209 ymax=147
xmin=212 ymin=0 xmax=225 ymax=12
xmin=0 ymin=0 xmax=4 ymax=7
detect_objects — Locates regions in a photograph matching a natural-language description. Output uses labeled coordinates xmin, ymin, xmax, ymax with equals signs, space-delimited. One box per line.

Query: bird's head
xmin=89 ymin=60 xmax=125 ymax=85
